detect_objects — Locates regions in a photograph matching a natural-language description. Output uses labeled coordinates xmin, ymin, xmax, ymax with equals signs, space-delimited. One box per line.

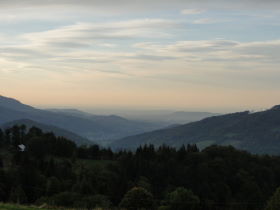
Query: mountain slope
xmin=0 ymin=105 xmax=32 ymax=122
xmin=2 ymin=119 xmax=92 ymax=145
xmin=0 ymin=95 xmax=163 ymax=144
xmin=46 ymin=108 xmax=157 ymax=133
xmin=111 ymin=106 xmax=280 ymax=154
xmin=44 ymin=108 xmax=164 ymax=144
xmin=0 ymin=95 xmax=34 ymax=112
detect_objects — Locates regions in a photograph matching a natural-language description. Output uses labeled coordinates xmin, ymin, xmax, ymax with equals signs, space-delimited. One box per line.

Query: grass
xmin=0 ymin=203 xmax=107 ymax=210
xmin=0 ymin=203 xmax=50 ymax=210
xmin=0 ymin=203 xmax=83 ymax=210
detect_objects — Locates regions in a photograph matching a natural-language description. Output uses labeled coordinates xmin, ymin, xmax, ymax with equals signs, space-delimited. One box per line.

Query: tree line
xmin=1 ymin=125 xmax=280 ymax=209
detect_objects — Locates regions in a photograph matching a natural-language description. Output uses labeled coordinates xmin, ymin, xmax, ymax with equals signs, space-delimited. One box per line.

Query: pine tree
xmin=10 ymin=186 xmax=27 ymax=204
xmin=46 ymin=177 xmax=61 ymax=196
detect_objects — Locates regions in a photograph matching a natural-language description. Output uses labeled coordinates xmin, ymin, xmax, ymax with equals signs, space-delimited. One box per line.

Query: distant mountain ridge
xmin=0 ymin=95 xmax=165 ymax=144
xmin=111 ymin=106 xmax=280 ymax=154
xmin=113 ymin=109 xmax=220 ymax=125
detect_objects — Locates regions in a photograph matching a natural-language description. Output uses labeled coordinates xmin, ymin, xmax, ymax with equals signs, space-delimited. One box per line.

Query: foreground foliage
xmin=1 ymin=125 xmax=280 ymax=210
xmin=265 ymin=187 xmax=280 ymax=210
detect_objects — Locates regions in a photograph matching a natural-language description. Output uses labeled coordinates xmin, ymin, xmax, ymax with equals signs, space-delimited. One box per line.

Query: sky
xmin=0 ymin=0 xmax=280 ymax=112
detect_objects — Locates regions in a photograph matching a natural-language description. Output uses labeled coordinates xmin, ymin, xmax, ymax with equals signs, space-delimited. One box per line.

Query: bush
xmin=165 ymin=187 xmax=200 ymax=210
xmin=120 ymin=187 xmax=155 ymax=210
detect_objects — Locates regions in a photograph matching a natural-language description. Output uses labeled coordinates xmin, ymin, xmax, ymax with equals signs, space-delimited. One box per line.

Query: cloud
xmin=0 ymin=0 xmax=278 ymax=25
xmin=181 ymin=9 xmax=205 ymax=15
xmin=2 ymin=18 xmax=280 ymax=73
xmin=235 ymin=40 xmax=280 ymax=62
xmin=0 ymin=0 xmax=279 ymax=110
xmin=21 ymin=19 xmax=180 ymax=48
xmin=0 ymin=18 xmax=182 ymax=66
xmin=126 ymin=54 xmax=176 ymax=61
xmin=193 ymin=18 xmax=217 ymax=24
xmin=0 ymin=13 xmax=279 ymax=87
xmin=134 ymin=39 xmax=280 ymax=63
xmin=0 ymin=0 xmax=279 ymax=11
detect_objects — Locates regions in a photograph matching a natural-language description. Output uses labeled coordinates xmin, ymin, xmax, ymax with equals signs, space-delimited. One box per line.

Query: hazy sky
xmin=1 ymin=0 xmax=280 ymax=111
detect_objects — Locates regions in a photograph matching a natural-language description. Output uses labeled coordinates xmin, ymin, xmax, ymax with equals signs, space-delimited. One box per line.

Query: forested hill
xmin=1 ymin=126 xmax=280 ymax=210
xmin=111 ymin=105 xmax=280 ymax=154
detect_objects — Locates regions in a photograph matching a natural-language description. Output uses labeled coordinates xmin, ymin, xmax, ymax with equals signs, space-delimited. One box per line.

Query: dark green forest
xmin=1 ymin=125 xmax=280 ymax=210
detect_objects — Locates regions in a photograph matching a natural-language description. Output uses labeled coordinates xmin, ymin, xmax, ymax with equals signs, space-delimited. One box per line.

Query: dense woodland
xmin=1 ymin=125 xmax=280 ymax=210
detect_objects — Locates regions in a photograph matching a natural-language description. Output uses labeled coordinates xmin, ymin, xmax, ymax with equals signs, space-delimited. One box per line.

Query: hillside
xmin=0 ymin=95 xmax=163 ymax=144
xmin=111 ymin=106 xmax=280 ymax=154
xmin=2 ymin=119 xmax=91 ymax=145
xmin=0 ymin=96 xmax=34 ymax=112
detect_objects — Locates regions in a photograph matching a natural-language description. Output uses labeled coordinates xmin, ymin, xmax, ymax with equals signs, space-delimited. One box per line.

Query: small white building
xmin=18 ymin=144 xmax=26 ymax=152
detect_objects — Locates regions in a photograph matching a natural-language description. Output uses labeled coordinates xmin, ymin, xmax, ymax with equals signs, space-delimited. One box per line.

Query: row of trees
xmin=1 ymin=125 xmax=280 ymax=209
